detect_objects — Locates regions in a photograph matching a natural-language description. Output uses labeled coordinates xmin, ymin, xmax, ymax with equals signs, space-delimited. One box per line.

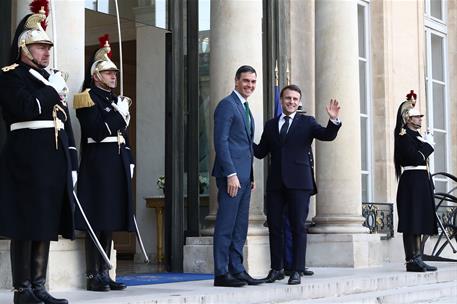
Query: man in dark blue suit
xmin=254 ymin=84 xmax=341 ymax=285
xmin=212 ymin=65 xmax=264 ymax=287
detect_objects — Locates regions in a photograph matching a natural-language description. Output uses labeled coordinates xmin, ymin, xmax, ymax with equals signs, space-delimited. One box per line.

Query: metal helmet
xmin=90 ymin=40 xmax=119 ymax=77
xmin=17 ymin=7 xmax=53 ymax=61
xmin=400 ymin=90 xmax=423 ymax=125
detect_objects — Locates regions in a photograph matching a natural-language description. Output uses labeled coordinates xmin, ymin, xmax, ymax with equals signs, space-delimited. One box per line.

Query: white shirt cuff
xmin=330 ymin=117 xmax=341 ymax=125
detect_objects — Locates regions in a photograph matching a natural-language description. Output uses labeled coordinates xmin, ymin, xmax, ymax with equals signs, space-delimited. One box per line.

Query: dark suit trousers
xmin=267 ymin=188 xmax=311 ymax=272
xmin=213 ymin=177 xmax=251 ymax=276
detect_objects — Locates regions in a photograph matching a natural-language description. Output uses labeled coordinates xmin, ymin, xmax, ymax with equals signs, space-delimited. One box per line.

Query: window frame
xmin=424 ymin=2 xmax=450 ymax=191
xmin=358 ymin=0 xmax=373 ymax=202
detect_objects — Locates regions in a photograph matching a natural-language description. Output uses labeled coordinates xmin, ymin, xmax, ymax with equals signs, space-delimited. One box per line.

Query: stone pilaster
xmin=201 ymin=0 xmax=266 ymax=236
xmin=311 ymin=0 xmax=368 ymax=235
xmin=185 ymin=0 xmax=269 ymax=275
xmin=308 ymin=0 xmax=381 ymax=267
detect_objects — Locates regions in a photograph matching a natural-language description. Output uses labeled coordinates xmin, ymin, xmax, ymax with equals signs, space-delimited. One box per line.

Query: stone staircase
xmin=0 ymin=262 xmax=455 ymax=303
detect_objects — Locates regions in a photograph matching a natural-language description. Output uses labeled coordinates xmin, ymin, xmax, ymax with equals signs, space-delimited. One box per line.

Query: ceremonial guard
xmin=394 ymin=90 xmax=438 ymax=272
xmin=0 ymin=8 xmax=77 ymax=304
xmin=73 ymin=37 xmax=134 ymax=292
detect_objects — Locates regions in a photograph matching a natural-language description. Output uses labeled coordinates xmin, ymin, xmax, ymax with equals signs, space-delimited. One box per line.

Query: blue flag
xmin=274 ymin=85 xmax=282 ymax=118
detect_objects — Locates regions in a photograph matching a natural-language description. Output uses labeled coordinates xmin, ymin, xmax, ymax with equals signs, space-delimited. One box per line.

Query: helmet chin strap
xmin=407 ymin=120 xmax=421 ymax=130
xmin=94 ymin=72 xmax=116 ymax=91
xmin=21 ymin=45 xmax=47 ymax=69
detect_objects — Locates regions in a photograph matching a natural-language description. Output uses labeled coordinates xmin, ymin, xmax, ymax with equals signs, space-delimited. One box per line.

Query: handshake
xmin=112 ymin=96 xmax=132 ymax=126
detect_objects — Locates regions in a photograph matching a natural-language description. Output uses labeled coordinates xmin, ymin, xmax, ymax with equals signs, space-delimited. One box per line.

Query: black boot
xmin=99 ymin=232 xmax=126 ymax=291
xmin=414 ymin=235 xmax=437 ymax=272
xmin=10 ymin=240 xmax=44 ymax=304
xmin=85 ymin=234 xmax=109 ymax=292
xmin=403 ymin=234 xmax=426 ymax=272
xmin=31 ymin=241 xmax=68 ymax=304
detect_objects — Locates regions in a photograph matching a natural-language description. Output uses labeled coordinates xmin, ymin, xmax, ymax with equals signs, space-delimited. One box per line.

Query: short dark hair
xmin=235 ymin=65 xmax=257 ymax=79
xmin=280 ymin=84 xmax=302 ymax=98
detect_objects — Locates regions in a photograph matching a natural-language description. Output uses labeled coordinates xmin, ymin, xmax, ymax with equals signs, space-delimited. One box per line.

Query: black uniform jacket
xmin=74 ymin=85 xmax=135 ymax=232
xmin=396 ymin=128 xmax=437 ymax=235
xmin=254 ymin=114 xmax=341 ymax=194
xmin=0 ymin=62 xmax=78 ymax=241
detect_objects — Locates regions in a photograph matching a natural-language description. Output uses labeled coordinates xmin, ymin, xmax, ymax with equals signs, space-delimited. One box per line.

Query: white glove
xmin=72 ymin=171 xmax=78 ymax=188
xmin=117 ymin=96 xmax=130 ymax=115
xmin=130 ymin=164 xmax=135 ymax=179
xmin=29 ymin=69 xmax=68 ymax=97
xmin=112 ymin=97 xmax=130 ymax=126
xmin=48 ymin=70 xmax=69 ymax=97
xmin=423 ymin=131 xmax=435 ymax=147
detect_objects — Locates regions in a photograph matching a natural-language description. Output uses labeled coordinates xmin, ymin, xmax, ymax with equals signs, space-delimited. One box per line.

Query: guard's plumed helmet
xmin=399 ymin=90 xmax=423 ymax=124
xmin=18 ymin=6 xmax=53 ymax=61
xmin=90 ymin=36 xmax=119 ymax=76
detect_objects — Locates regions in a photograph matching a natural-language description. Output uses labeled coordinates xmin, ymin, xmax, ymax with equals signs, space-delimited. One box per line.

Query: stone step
xmin=0 ymin=263 xmax=455 ymax=304
xmin=292 ymin=281 xmax=457 ymax=304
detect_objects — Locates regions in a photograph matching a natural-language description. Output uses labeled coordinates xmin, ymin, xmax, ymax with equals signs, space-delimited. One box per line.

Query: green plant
xmin=156 ymin=175 xmax=165 ymax=190
xmin=198 ymin=175 xmax=209 ymax=194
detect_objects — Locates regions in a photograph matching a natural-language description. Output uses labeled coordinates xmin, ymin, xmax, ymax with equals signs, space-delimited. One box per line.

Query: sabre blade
xmin=73 ymin=190 xmax=113 ymax=269
xmin=133 ymin=215 xmax=149 ymax=263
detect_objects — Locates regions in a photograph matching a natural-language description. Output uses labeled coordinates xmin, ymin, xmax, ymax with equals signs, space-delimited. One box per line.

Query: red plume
xmin=98 ymin=34 xmax=112 ymax=58
xmin=406 ymin=90 xmax=417 ymax=100
xmin=29 ymin=0 xmax=49 ymax=30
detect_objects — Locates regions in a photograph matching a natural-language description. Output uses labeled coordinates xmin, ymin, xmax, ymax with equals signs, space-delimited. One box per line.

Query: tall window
xmin=358 ymin=1 xmax=372 ymax=202
xmin=424 ymin=0 xmax=449 ymax=193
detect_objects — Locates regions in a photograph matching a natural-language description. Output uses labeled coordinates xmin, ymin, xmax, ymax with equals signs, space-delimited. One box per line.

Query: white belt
xmin=402 ymin=165 xmax=427 ymax=171
xmin=10 ymin=120 xmax=64 ymax=131
xmin=88 ymin=135 xmax=125 ymax=144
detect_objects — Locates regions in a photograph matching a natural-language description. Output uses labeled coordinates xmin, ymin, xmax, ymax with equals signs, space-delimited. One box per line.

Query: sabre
xmin=114 ymin=0 xmax=124 ymax=96
xmin=50 ymin=0 xmax=58 ymax=68
xmin=73 ymin=190 xmax=113 ymax=269
xmin=134 ymin=215 xmax=150 ymax=263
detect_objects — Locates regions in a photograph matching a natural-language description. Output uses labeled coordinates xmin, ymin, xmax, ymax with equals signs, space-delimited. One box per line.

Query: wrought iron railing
xmin=362 ymin=202 xmax=394 ymax=240
xmin=422 ymin=172 xmax=457 ymax=261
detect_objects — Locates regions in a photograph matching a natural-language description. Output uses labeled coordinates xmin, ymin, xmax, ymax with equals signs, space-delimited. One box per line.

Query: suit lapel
xmin=231 ymin=92 xmax=252 ymax=140
xmin=283 ymin=114 xmax=300 ymax=143
xmin=273 ymin=115 xmax=281 ymax=143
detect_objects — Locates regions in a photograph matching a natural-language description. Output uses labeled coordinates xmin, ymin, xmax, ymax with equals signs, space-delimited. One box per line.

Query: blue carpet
xmin=117 ymin=273 xmax=214 ymax=286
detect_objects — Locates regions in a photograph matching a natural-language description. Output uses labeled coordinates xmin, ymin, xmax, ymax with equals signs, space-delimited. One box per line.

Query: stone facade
xmin=1 ymin=0 xmax=456 ymax=290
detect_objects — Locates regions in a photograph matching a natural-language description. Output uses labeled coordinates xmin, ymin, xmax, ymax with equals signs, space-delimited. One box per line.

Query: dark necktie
xmin=280 ymin=116 xmax=290 ymax=142
xmin=244 ymin=102 xmax=251 ymax=135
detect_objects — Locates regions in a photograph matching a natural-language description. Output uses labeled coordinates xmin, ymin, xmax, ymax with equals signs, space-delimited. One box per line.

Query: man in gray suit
xmin=212 ymin=65 xmax=264 ymax=287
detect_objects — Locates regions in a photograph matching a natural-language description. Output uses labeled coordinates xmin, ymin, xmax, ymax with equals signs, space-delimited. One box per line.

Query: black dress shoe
xmin=288 ymin=271 xmax=301 ymax=285
xmin=302 ymin=268 xmax=314 ymax=276
xmin=87 ymin=273 xmax=110 ymax=292
xmin=264 ymin=269 xmax=285 ymax=283
xmin=233 ymin=271 xmax=265 ymax=285
xmin=214 ymin=273 xmax=246 ymax=287
xmin=33 ymin=286 xmax=68 ymax=304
